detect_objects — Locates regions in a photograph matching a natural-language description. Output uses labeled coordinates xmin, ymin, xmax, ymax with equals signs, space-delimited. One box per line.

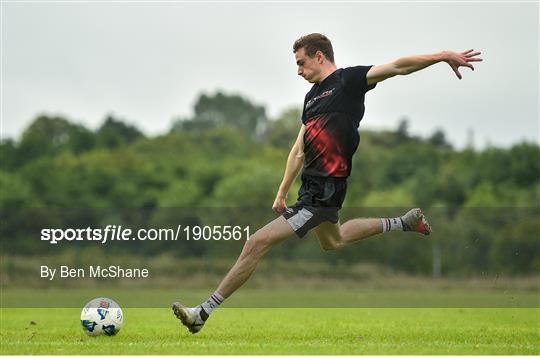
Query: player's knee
xmin=241 ymin=232 xmax=270 ymax=257
xmin=320 ymin=239 xmax=341 ymax=251
xmin=320 ymin=243 xmax=335 ymax=251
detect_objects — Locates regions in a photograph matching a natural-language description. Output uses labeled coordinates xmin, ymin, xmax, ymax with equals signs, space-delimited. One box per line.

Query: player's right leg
xmin=172 ymin=215 xmax=294 ymax=334
xmin=314 ymin=218 xmax=380 ymax=251
xmin=399 ymin=208 xmax=432 ymax=234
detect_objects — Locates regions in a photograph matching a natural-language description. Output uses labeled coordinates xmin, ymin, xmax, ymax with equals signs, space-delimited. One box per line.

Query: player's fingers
xmin=274 ymin=205 xmax=284 ymax=214
xmin=453 ymin=67 xmax=462 ymax=79
xmin=462 ymin=49 xmax=474 ymax=55
xmin=465 ymin=51 xmax=481 ymax=57
xmin=467 ymin=57 xmax=483 ymax=62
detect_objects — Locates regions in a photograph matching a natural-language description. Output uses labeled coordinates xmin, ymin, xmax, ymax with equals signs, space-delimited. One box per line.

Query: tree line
xmin=1 ymin=91 xmax=539 ymax=276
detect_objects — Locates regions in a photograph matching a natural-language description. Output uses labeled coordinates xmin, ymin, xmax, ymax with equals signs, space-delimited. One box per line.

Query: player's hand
xmin=444 ymin=49 xmax=483 ymax=80
xmin=272 ymin=195 xmax=287 ymax=214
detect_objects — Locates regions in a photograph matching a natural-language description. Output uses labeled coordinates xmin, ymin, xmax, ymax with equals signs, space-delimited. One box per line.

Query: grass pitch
xmin=1 ymin=307 xmax=538 ymax=354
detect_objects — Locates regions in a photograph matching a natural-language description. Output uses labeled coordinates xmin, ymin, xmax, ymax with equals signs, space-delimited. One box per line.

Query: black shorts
xmin=282 ymin=173 xmax=348 ymax=238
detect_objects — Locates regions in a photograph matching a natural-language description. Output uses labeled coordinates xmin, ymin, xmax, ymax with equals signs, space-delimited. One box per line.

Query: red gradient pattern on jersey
xmin=305 ymin=116 xmax=348 ymax=177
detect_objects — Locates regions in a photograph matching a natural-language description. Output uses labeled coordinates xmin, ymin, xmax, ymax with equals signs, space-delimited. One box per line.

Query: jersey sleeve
xmin=342 ymin=65 xmax=376 ymax=94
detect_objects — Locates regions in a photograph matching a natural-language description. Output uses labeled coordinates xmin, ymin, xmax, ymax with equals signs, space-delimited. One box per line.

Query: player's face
xmin=295 ymin=47 xmax=322 ymax=83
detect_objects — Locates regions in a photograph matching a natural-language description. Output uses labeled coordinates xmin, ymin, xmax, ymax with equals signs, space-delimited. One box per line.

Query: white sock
xmin=199 ymin=291 xmax=224 ymax=315
xmin=381 ymin=217 xmax=403 ymax=233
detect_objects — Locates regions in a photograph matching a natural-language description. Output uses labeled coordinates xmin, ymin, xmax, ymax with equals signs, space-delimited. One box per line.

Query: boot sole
xmin=172 ymin=302 xmax=202 ymax=334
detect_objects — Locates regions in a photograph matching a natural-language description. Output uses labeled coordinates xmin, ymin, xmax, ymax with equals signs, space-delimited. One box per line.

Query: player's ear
xmin=315 ymin=50 xmax=324 ymax=63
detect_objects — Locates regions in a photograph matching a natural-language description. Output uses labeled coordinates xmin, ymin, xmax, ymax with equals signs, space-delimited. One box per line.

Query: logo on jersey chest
xmin=305 ymin=88 xmax=335 ymax=109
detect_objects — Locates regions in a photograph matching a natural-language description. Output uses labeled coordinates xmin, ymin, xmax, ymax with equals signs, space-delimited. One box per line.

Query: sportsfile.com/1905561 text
xmin=40 ymin=225 xmax=251 ymax=245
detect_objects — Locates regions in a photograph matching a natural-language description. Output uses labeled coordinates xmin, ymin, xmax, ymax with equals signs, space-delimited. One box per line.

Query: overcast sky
xmin=2 ymin=1 xmax=538 ymax=148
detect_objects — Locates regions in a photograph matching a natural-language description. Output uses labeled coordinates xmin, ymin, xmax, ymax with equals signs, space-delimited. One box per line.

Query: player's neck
xmin=316 ymin=64 xmax=338 ymax=84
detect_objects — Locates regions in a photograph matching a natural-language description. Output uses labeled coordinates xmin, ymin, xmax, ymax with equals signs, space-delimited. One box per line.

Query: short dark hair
xmin=293 ymin=33 xmax=334 ymax=63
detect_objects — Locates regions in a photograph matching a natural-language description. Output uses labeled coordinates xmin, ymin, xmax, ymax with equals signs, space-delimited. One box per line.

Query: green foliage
xmin=429 ymin=128 xmax=452 ymax=148
xmin=492 ymin=217 xmax=540 ymax=274
xmin=158 ymin=180 xmax=202 ymax=207
xmin=265 ymin=107 xmax=302 ymax=149
xmin=508 ymin=142 xmax=540 ymax=186
xmin=208 ymin=165 xmax=282 ymax=207
xmin=1 ymin=92 xmax=539 ymax=276
xmin=361 ymin=187 xmax=415 ymax=207
xmin=17 ymin=115 xmax=95 ymax=165
xmin=172 ymin=91 xmax=267 ymax=138
xmin=96 ymin=115 xmax=144 ymax=148
xmin=0 ymin=139 xmax=18 ymax=171
xmin=0 ymin=171 xmax=33 ymax=208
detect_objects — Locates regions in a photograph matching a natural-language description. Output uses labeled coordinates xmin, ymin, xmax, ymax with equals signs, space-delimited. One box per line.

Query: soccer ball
xmin=80 ymin=297 xmax=123 ymax=336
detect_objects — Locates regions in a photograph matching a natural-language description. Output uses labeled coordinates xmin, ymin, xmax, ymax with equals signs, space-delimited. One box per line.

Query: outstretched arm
xmin=272 ymin=125 xmax=305 ymax=214
xmin=367 ymin=50 xmax=483 ymax=85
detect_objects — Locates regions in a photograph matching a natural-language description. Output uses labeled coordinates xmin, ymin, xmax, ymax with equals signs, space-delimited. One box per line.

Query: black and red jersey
xmin=301 ymin=65 xmax=375 ymax=177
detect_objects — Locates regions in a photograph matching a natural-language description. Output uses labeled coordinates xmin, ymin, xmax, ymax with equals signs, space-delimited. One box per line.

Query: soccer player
xmin=173 ymin=33 xmax=482 ymax=333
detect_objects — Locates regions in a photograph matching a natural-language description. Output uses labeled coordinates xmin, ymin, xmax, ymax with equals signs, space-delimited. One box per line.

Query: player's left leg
xmin=215 ymin=215 xmax=294 ymax=297
xmin=315 ymin=208 xmax=431 ymax=250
